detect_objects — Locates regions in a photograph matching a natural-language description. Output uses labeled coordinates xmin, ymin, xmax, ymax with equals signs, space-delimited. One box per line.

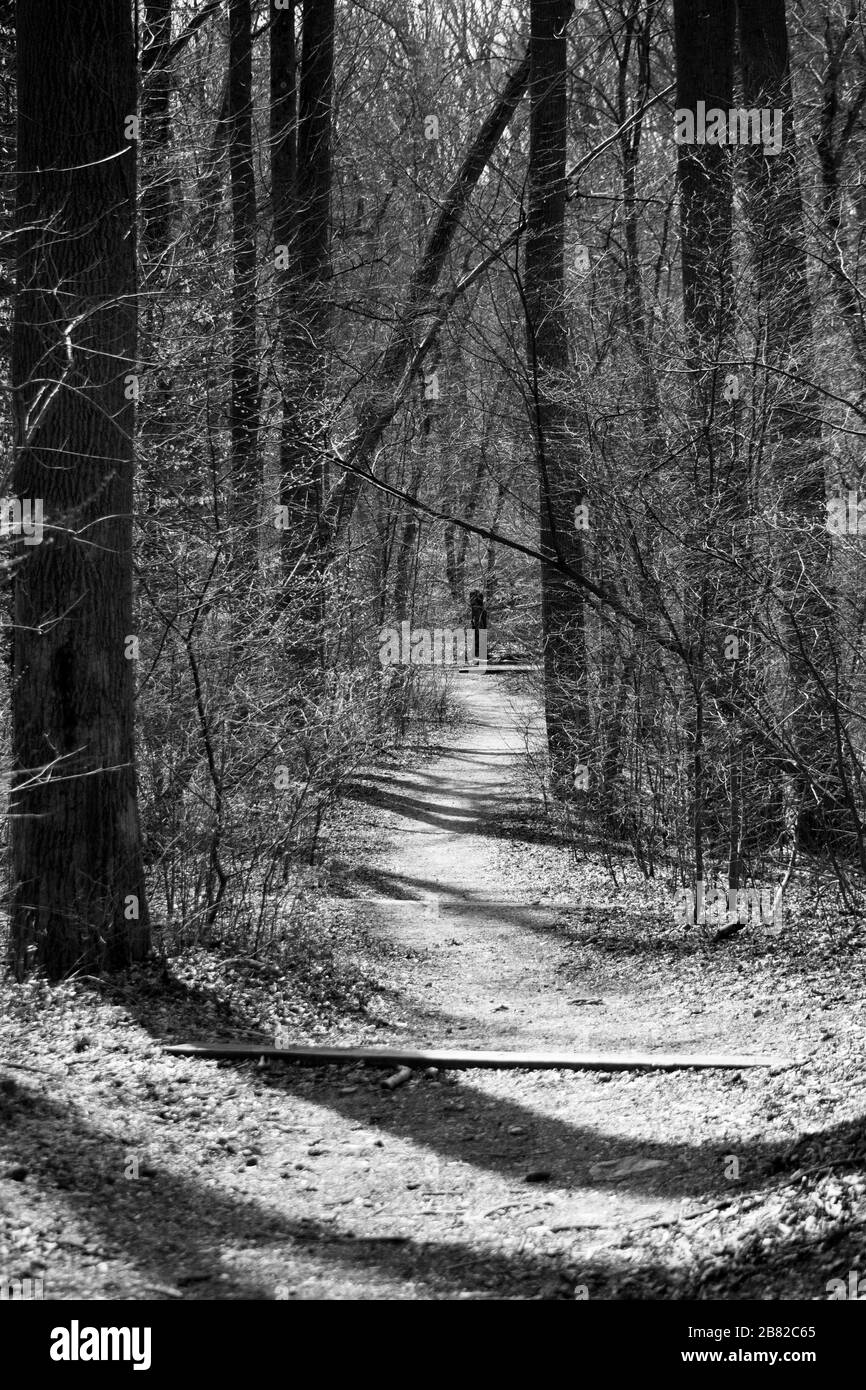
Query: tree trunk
xmin=296 ymin=0 xmax=333 ymax=360
xmin=277 ymin=0 xmax=333 ymax=621
xmin=226 ymin=0 xmax=259 ymax=551
xmin=675 ymin=0 xmax=735 ymax=356
xmin=10 ymin=0 xmax=149 ymax=977
xmin=270 ymin=0 xmax=297 ymax=261
xmin=673 ymin=0 xmax=735 ymax=885
xmin=525 ymin=0 xmax=588 ymax=786
xmin=141 ymin=0 xmax=174 ymax=273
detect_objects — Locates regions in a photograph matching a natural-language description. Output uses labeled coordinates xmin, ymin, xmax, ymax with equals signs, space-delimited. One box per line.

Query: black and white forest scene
xmin=1 ymin=0 xmax=865 ymax=1353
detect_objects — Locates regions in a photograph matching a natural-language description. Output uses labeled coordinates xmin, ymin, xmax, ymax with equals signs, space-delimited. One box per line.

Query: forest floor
xmin=2 ymin=671 xmax=866 ymax=1300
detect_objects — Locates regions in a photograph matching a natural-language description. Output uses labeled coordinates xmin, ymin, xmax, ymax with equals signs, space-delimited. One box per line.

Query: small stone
xmin=525 ymin=1170 xmax=551 ymax=1183
xmin=3 ymin=1165 xmax=28 ymax=1181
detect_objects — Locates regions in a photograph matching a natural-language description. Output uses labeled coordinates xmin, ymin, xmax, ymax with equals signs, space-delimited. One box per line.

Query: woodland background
xmin=2 ymin=0 xmax=866 ymax=973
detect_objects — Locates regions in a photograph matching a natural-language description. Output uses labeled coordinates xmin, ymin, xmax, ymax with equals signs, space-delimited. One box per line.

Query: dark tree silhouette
xmin=226 ymin=0 xmax=258 ymax=553
xmin=10 ymin=0 xmax=149 ymax=977
xmin=525 ymin=0 xmax=588 ymax=785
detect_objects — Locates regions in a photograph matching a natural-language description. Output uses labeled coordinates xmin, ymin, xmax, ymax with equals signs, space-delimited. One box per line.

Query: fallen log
xmin=163 ymin=1042 xmax=793 ymax=1071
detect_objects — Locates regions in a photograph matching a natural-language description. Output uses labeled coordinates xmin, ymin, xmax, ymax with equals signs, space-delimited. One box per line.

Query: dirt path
xmin=2 ymin=672 xmax=864 ymax=1301
xmin=346 ymin=670 xmax=602 ymax=1050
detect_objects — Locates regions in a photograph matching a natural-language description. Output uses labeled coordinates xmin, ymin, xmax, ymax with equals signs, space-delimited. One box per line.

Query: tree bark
xmin=10 ymin=0 xmax=150 ymax=977
xmin=141 ymin=0 xmax=174 ymax=272
xmin=271 ymin=0 xmax=297 ymax=260
xmin=226 ymin=0 xmax=259 ymax=552
xmin=673 ymin=0 xmax=735 ymax=886
xmin=525 ymin=0 xmax=588 ymax=786
xmin=277 ymin=0 xmax=333 ymax=613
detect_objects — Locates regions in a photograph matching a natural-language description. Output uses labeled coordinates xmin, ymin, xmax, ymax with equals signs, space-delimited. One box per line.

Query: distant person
xmin=468 ymin=589 xmax=487 ymax=662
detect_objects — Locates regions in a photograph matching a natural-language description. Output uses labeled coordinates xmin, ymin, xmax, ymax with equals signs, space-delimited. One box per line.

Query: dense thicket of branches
xmin=4 ymin=0 xmax=866 ymax=976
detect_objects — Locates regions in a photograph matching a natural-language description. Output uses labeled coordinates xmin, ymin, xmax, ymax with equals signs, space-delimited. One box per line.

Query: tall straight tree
xmin=10 ymin=0 xmax=149 ymax=976
xmin=295 ymin=0 xmax=333 ymax=414
xmin=737 ymin=0 xmax=843 ymax=850
xmin=141 ymin=0 xmax=173 ymax=272
xmin=271 ymin=0 xmax=297 ymax=266
xmin=673 ymin=0 xmax=736 ymax=889
xmin=275 ymin=0 xmax=333 ymax=619
xmin=270 ymin=0 xmax=297 ymax=544
xmin=525 ymin=0 xmax=588 ymax=785
xmin=674 ymin=0 xmax=734 ymax=362
xmin=226 ymin=0 xmax=259 ymax=553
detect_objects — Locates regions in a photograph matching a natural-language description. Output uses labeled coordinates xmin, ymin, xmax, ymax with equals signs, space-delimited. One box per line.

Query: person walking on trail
xmin=469 ymin=589 xmax=487 ymax=663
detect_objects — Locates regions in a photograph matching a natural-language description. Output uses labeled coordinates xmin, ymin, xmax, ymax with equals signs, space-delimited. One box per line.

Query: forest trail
xmin=3 ymin=673 xmax=859 ymax=1302
xmin=347 ymin=669 xmax=601 ymax=1051
xmin=342 ymin=670 xmax=749 ymax=1058
xmin=269 ymin=669 xmax=706 ymax=1296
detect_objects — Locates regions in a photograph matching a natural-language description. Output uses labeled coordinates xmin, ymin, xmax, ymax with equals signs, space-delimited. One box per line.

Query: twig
xmin=382 ymin=1065 xmax=413 ymax=1090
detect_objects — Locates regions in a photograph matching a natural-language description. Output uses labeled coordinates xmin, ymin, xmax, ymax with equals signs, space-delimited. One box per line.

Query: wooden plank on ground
xmin=163 ymin=1042 xmax=793 ymax=1070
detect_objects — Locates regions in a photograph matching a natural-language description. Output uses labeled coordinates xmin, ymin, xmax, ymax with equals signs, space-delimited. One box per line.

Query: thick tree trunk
xmin=10 ymin=0 xmax=149 ymax=977
xmin=673 ymin=0 xmax=735 ymax=885
xmin=675 ymin=0 xmax=734 ymax=357
xmin=296 ymin=0 xmax=333 ymax=350
xmin=525 ymin=0 xmax=587 ymax=786
xmin=270 ymin=0 xmax=297 ymax=260
xmin=270 ymin=0 xmax=300 ymax=597
xmin=226 ymin=0 xmax=259 ymax=550
xmin=277 ymin=0 xmax=333 ymax=615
